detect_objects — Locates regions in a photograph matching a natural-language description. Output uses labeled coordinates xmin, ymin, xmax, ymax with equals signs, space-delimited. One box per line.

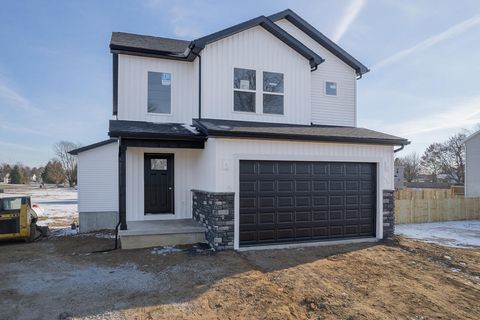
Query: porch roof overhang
xmin=109 ymin=120 xmax=207 ymax=149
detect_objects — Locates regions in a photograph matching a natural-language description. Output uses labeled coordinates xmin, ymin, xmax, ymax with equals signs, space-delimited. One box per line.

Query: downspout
xmin=394 ymin=144 xmax=404 ymax=153
xmin=191 ymin=49 xmax=202 ymax=119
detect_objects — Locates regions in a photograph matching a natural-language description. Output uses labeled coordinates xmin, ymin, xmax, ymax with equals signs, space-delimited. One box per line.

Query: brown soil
xmin=0 ymin=235 xmax=478 ymax=320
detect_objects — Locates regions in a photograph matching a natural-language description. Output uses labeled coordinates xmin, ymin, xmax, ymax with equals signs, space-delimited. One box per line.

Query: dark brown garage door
xmin=239 ymin=161 xmax=376 ymax=246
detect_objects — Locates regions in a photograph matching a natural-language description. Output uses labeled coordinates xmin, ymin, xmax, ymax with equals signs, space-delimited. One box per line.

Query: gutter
xmin=394 ymin=144 xmax=405 ymax=153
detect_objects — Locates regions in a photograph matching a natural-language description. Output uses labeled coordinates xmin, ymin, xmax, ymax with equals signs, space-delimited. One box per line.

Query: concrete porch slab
xmin=119 ymin=219 xmax=206 ymax=249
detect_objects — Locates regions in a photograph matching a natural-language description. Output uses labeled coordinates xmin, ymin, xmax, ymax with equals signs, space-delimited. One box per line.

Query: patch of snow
xmin=5 ymin=186 xmax=78 ymax=228
xmin=151 ymin=246 xmax=183 ymax=255
xmin=395 ymin=220 xmax=480 ymax=248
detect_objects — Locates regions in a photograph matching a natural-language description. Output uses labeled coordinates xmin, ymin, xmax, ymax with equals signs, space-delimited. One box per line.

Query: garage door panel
xmin=277 ymin=229 xmax=294 ymax=240
xmin=240 ymin=161 xmax=257 ymax=174
xmin=239 ymin=160 xmax=376 ymax=246
xmin=258 ymin=180 xmax=275 ymax=192
xmin=240 ymin=181 xmax=257 ymax=192
xmin=278 ymin=181 xmax=294 ymax=192
xmin=278 ymin=196 xmax=294 ymax=208
xmin=239 ymin=230 xmax=257 ymax=243
xmin=259 ymin=162 xmax=275 ymax=174
xmin=295 ymin=180 xmax=311 ymax=192
xmin=258 ymin=230 xmax=275 ymax=241
xmin=278 ymin=162 xmax=294 ymax=174
xmin=240 ymin=196 xmax=257 ymax=209
xmin=295 ymin=228 xmax=312 ymax=239
xmin=258 ymin=196 xmax=275 ymax=208
xmin=258 ymin=212 xmax=275 ymax=224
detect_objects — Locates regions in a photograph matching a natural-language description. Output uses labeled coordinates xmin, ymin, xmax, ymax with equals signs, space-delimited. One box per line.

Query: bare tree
xmin=419 ymin=133 xmax=466 ymax=184
xmin=439 ymin=133 xmax=466 ymax=184
xmin=54 ymin=141 xmax=80 ymax=187
xmin=396 ymin=152 xmax=422 ymax=182
xmin=421 ymin=143 xmax=443 ymax=182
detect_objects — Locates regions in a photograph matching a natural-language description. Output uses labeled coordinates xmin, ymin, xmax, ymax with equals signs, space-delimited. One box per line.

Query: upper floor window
xmin=148 ymin=71 xmax=171 ymax=114
xmin=233 ymin=68 xmax=256 ymax=112
xmin=325 ymin=81 xmax=337 ymax=96
xmin=263 ymin=71 xmax=284 ymax=115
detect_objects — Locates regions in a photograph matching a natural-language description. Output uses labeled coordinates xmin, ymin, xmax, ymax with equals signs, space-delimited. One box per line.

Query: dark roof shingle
xmin=110 ymin=32 xmax=190 ymax=54
xmin=108 ymin=120 xmax=206 ymax=140
xmin=193 ymin=119 xmax=409 ymax=146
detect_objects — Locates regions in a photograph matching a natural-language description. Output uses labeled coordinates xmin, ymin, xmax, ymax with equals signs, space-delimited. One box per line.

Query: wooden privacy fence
xmin=395 ymin=188 xmax=480 ymax=224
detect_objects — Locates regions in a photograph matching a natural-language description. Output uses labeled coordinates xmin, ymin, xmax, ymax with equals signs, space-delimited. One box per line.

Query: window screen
xmin=148 ymin=72 xmax=171 ymax=113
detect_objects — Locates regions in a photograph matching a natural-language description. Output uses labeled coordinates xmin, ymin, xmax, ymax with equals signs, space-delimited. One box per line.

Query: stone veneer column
xmin=192 ymin=190 xmax=235 ymax=250
xmin=383 ymin=190 xmax=395 ymax=238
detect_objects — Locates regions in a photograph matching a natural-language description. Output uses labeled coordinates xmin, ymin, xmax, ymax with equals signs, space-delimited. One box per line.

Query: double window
xmin=233 ymin=68 xmax=284 ymax=115
xmin=148 ymin=71 xmax=171 ymax=114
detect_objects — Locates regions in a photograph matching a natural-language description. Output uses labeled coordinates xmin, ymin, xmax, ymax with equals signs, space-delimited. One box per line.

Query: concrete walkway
xmin=395 ymin=220 xmax=480 ymax=248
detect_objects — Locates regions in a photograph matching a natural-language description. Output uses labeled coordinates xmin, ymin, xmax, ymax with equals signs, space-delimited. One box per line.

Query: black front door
xmin=144 ymin=154 xmax=174 ymax=214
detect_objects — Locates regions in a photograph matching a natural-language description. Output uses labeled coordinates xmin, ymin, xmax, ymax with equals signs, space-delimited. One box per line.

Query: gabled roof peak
xmin=110 ymin=9 xmax=369 ymax=75
xmin=268 ymin=9 xmax=369 ymax=75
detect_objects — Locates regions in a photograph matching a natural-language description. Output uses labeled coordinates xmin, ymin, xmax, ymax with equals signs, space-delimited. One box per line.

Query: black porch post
xmin=119 ymin=141 xmax=127 ymax=230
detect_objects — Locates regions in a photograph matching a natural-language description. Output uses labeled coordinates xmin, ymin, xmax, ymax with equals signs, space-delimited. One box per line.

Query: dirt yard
xmin=1 ymin=235 xmax=479 ymax=320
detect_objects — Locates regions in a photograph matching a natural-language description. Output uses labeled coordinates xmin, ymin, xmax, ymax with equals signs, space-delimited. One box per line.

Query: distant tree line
xmin=0 ymin=141 xmax=80 ymax=187
xmin=395 ymin=128 xmax=476 ymax=185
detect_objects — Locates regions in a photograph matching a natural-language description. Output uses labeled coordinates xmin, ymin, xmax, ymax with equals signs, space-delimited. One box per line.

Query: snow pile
xmin=395 ymin=220 xmax=480 ymax=248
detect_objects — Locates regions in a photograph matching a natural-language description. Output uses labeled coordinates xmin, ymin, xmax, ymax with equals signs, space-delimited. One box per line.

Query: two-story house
xmin=71 ymin=9 xmax=409 ymax=250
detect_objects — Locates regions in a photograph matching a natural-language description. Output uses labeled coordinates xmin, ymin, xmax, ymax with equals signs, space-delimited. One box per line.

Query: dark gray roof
xmin=110 ymin=32 xmax=190 ymax=55
xmin=108 ymin=120 xmax=206 ymax=140
xmin=268 ymin=9 xmax=369 ymax=75
xmin=193 ymin=119 xmax=409 ymax=146
xmin=109 ymin=9 xmax=368 ymax=74
xmin=69 ymin=139 xmax=117 ymax=155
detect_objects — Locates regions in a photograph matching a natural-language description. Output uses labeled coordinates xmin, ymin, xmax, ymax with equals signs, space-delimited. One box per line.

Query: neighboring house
xmin=394 ymin=165 xmax=404 ymax=189
xmin=464 ymin=130 xmax=480 ymax=197
xmin=0 ymin=173 xmax=10 ymax=184
xmin=70 ymin=9 xmax=409 ymax=250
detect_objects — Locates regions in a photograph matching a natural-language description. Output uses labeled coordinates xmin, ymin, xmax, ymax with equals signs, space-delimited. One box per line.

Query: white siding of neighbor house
xmin=200 ymin=138 xmax=394 ymax=247
xmin=201 ymin=26 xmax=312 ymax=125
xmin=275 ymin=19 xmax=358 ymax=127
xmin=117 ymin=54 xmax=198 ymax=124
xmin=465 ymin=133 xmax=480 ymax=197
xmin=77 ymin=142 xmax=118 ymax=213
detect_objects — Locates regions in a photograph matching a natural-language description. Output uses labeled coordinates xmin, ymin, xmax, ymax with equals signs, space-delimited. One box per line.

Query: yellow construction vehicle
xmin=0 ymin=195 xmax=46 ymax=242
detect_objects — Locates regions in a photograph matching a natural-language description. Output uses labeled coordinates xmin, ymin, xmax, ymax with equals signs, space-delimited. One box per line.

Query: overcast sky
xmin=1 ymin=0 xmax=480 ymax=166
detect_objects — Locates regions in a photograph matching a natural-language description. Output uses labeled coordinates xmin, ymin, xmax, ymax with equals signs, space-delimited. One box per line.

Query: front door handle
xmin=168 ymin=187 xmax=173 ymax=190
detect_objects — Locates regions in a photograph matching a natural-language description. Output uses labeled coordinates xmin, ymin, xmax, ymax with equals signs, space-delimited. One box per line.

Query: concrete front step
xmin=119 ymin=219 xmax=206 ymax=250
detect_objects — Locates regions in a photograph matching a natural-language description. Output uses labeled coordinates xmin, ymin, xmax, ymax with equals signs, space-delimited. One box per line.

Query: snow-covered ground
xmin=395 ymin=220 xmax=480 ymax=248
xmin=2 ymin=185 xmax=78 ymax=233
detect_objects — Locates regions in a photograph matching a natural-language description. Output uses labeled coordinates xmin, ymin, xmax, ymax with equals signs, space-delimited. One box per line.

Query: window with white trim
xmin=233 ymin=68 xmax=256 ymax=112
xmin=263 ymin=71 xmax=284 ymax=115
xmin=325 ymin=81 xmax=337 ymax=96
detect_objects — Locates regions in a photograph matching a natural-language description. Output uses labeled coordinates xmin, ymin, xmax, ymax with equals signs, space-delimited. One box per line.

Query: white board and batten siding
xmin=77 ymin=142 xmax=118 ymax=213
xmin=125 ymin=147 xmax=208 ymax=221
xmin=465 ymin=133 xmax=480 ymax=197
xmin=197 ymin=26 xmax=312 ymax=125
xmin=275 ymin=19 xmax=358 ymax=127
xmin=117 ymin=54 xmax=198 ymax=124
